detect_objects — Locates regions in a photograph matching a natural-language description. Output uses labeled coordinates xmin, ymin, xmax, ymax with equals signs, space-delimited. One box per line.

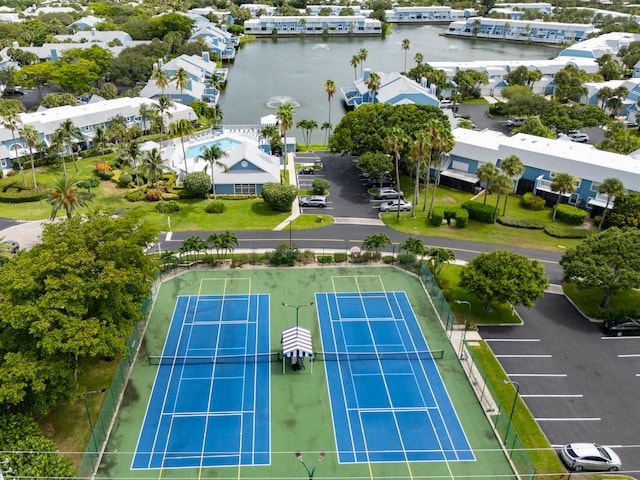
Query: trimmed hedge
xmin=521 ymin=192 xmax=546 ymax=211
xmin=156 ymin=200 xmax=180 ymax=213
xmin=544 ymin=224 xmax=591 ymax=238
xmin=454 ymin=208 xmax=469 ymax=228
xmin=555 ymin=204 xmax=587 ymax=225
xmin=429 ymin=206 xmax=468 ymax=228
xmin=0 ymin=182 xmax=47 ymax=203
xmin=205 ymin=201 xmax=226 ymax=214
xmin=430 ymin=206 xmax=444 ymax=226
xmin=462 ymin=200 xmax=496 ymax=223
xmin=497 ymin=217 xmax=546 ymax=229
xmin=126 ymin=190 xmax=146 ymax=202
xmin=212 ymin=194 xmax=259 ymax=200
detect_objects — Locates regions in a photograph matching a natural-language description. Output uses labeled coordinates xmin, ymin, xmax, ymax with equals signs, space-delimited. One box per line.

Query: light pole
xmin=502 ymin=380 xmax=520 ymax=445
xmin=282 ymin=302 xmax=314 ymax=329
xmin=454 ymin=299 xmax=471 ymax=359
xmin=84 ymin=388 xmax=107 ymax=456
xmin=295 ymin=451 xmax=325 ymax=480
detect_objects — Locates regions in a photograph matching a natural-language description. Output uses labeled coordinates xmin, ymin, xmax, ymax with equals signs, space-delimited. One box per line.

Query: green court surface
xmin=98 ymin=266 xmax=516 ymax=480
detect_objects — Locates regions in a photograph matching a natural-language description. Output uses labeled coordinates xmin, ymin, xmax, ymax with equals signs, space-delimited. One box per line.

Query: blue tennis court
xmin=316 ymin=291 xmax=474 ymax=464
xmin=132 ymin=294 xmax=271 ymax=470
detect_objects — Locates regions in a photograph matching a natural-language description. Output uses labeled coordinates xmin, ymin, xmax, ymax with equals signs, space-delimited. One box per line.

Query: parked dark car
xmin=602 ymin=318 xmax=640 ymax=336
xmin=299 ymin=167 xmax=314 ymax=174
xmin=367 ymin=175 xmax=395 ymax=188
xmin=2 ymin=88 xmax=24 ymax=97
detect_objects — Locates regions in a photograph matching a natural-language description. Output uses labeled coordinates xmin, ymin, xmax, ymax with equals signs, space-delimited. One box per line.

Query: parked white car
xmin=373 ymin=188 xmax=404 ymax=200
xmin=379 ymin=199 xmax=412 ymax=212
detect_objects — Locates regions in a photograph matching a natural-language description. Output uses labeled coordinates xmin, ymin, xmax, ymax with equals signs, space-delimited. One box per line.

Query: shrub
xmin=182 ymin=172 xmax=211 ymax=199
xmin=317 ymin=255 xmax=333 ymax=264
xmin=455 ymin=208 xmax=469 ymax=228
xmin=312 ymin=178 xmax=330 ymax=195
xmin=156 ymin=200 xmax=180 ymax=213
xmin=544 ymin=224 xmax=592 ymax=238
xmin=497 ymin=217 xmax=546 ymax=229
xmin=462 ymin=200 xmax=497 ymax=223
xmin=334 ymin=252 xmax=348 ymax=263
xmin=118 ymin=172 xmax=133 ymax=187
xmin=262 ymin=182 xmax=298 ymax=212
xmin=521 ymin=192 xmax=546 ymax=211
xmin=555 ymin=204 xmax=587 ymax=225
xmin=95 ymin=161 xmax=112 ymax=173
xmin=97 ymin=170 xmax=114 ymax=180
xmin=430 ymin=206 xmax=444 ymax=226
xmin=269 ymin=243 xmax=298 ymax=265
xmin=146 ymin=189 xmax=162 ymax=201
xmin=489 ymin=102 xmax=507 ymax=116
xmin=0 ymin=185 xmax=47 ymax=203
xmin=126 ymin=190 xmax=146 ymax=202
xmin=205 ymin=201 xmax=226 ymax=214
xmin=162 ymin=193 xmax=180 ymax=200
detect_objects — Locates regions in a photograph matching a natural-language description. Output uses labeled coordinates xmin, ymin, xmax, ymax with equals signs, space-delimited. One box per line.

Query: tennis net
xmin=148 ymin=350 xmax=444 ymax=366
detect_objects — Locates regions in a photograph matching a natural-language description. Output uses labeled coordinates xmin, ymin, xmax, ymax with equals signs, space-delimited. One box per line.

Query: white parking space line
xmin=618 ymin=354 xmax=640 ymax=358
xmin=495 ymin=354 xmax=552 ymax=358
xmin=536 ymin=417 xmax=601 ymax=421
xmin=485 ymin=338 xmax=540 ymax=342
xmin=508 ymin=373 xmax=567 ymax=377
xmin=521 ymin=394 xmax=583 ymax=398
xmin=601 ymin=336 xmax=640 ymax=340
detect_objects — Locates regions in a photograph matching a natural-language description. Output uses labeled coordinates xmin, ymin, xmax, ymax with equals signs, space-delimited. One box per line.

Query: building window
xmin=235 ymin=184 xmax=256 ymax=194
xmin=590 ymin=181 xmax=601 ymax=193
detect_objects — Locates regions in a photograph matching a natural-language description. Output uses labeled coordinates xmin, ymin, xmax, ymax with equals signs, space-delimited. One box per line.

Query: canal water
xmin=218 ymin=24 xmax=557 ymax=142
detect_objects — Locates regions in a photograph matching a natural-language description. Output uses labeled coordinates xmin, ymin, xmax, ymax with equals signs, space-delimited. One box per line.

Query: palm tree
xmin=383 ymin=127 xmax=409 ymax=222
xmin=172 ymin=67 xmax=190 ymax=101
xmin=151 ymin=65 xmax=170 ymax=95
xmin=168 ymin=118 xmax=194 ymax=173
xmin=51 ymin=129 xmax=69 ymax=179
xmin=362 ymin=233 xmax=391 ymax=260
xmin=350 ymin=55 xmax=360 ymax=79
xmin=597 ymin=177 xmax=625 ymax=230
xmin=277 ymin=103 xmax=294 ymax=167
xmin=401 ymin=38 xmax=410 ymax=72
xmin=550 ymin=173 xmax=576 ymax=222
xmin=19 ymin=124 xmax=39 ymax=188
xmin=358 ymin=48 xmax=368 ymax=76
xmin=296 ymin=119 xmax=317 ymax=147
xmin=414 ymin=52 xmax=424 ymax=66
xmin=476 ymin=163 xmax=499 ymax=205
xmin=409 ymin=132 xmax=431 ymax=218
xmin=142 ymin=148 xmax=165 ymax=189
xmin=323 ymin=79 xmax=338 ymax=125
xmin=92 ymin=126 xmax=109 ymax=163
xmin=426 ymin=247 xmax=455 ymax=278
xmin=153 ymin=95 xmax=174 ymax=157
xmin=427 ymin=121 xmax=454 ymax=218
xmin=139 ymin=102 xmax=153 ymax=135
xmin=490 ymin=174 xmax=514 ymax=222
xmin=2 ymin=110 xmax=25 ymax=186
xmin=321 ymin=122 xmax=332 ymax=145
xmin=46 ymin=175 xmax=92 ymax=220
xmin=500 ymin=154 xmax=525 ymax=215
xmin=55 ymin=119 xmax=84 ymax=174
xmin=197 ymin=144 xmax=229 ymax=201
xmin=365 ymin=72 xmax=381 ymax=104
xmin=127 ymin=141 xmax=143 ymax=191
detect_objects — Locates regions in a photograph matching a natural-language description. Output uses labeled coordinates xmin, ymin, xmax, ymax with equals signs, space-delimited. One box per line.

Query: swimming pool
xmin=185 ymin=137 xmax=241 ymax=160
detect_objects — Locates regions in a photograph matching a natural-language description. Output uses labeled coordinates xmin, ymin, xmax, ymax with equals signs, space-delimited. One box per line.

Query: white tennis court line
xmin=508 ymin=373 xmax=567 ymax=377
xmin=496 ymin=354 xmax=552 ymax=358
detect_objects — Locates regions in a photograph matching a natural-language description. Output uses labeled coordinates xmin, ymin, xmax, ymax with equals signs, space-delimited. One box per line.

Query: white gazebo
xmin=261 ymin=114 xmax=278 ymax=126
xmin=281 ymin=326 xmax=314 ymax=374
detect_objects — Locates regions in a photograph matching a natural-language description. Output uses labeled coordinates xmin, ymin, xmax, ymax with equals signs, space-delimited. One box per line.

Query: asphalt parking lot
xmin=480 ymin=294 xmax=640 ymax=476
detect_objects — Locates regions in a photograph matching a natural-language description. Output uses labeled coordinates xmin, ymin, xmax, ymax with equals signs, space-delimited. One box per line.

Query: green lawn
xmin=563 ymin=282 xmax=640 ymax=319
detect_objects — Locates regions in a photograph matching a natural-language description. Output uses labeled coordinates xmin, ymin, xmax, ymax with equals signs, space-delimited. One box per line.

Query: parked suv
xmin=506 ymin=117 xmax=525 ymax=127
xmin=298 ymin=195 xmax=327 ymax=207
xmin=373 ymin=188 xmax=403 ymax=200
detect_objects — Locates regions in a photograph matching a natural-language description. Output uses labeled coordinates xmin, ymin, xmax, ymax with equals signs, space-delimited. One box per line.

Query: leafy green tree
xmin=607 ymin=192 xmax=640 ymax=228
xmin=460 ymin=250 xmax=548 ymax=310
xmin=357 ymin=151 xmax=394 ymax=187
xmin=560 ymin=227 xmax=640 ymax=309
xmin=262 ymin=182 xmax=298 ymax=212
xmin=42 ymin=92 xmax=77 ymax=108
xmin=14 ymin=61 xmax=53 ymax=100
xmin=148 ymin=13 xmax=194 ymax=40
xmin=505 ymin=65 xmax=530 ymax=86
xmin=183 ymin=171 xmax=211 ymax=199
xmin=598 ymin=178 xmax=626 ymax=230
xmin=312 ymin=178 xmax=330 ymax=195
xmin=550 ymin=173 xmax=576 ymax=222
xmin=46 ymin=175 xmax=92 ymax=220
xmin=362 ymin=233 xmax=391 ymax=260
xmin=453 ymin=69 xmax=488 ymax=97
xmin=513 ymin=117 xmax=556 ymax=139
xmin=50 ymin=60 xmax=100 ymax=93
xmin=553 ymin=64 xmax=588 ymax=103
xmin=598 ymin=121 xmax=640 ymax=154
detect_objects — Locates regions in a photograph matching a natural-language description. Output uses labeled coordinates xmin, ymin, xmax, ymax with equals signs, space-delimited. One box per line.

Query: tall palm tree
xmin=500 ymin=154 xmax=525 ymax=214
xmin=476 ymin=163 xmax=499 ymax=205
xmin=550 ymin=172 xmax=576 ymax=222
xmin=401 ymin=38 xmax=410 ymax=72
xmin=51 ymin=129 xmax=68 ymax=179
xmin=350 ymin=55 xmax=360 ymax=79
xmin=126 ymin=141 xmax=143 ymax=191
xmin=55 ymin=119 xmax=84 ymax=174
xmin=153 ymin=95 xmax=174 ymax=157
xmin=172 ymin=67 xmax=190 ymax=101
xmin=106 ymin=114 xmax=127 ymax=147
xmin=92 ymin=126 xmax=109 ymax=163
xmin=321 ymin=121 xmax=332 ymax=145
xmin=168 ymin=118 xmax=194 ymax=173
xmin=142 ymin=148 xmax=165 ymax=189
xmin=151 ymin=65 xmax=170 ymax=95
xmin=597 ymin=177 xmax=625 ymax=230
xmin=383 ymin=127 xmax=409 ymax=222
xmin=323 ymin=79 xmax=338 ymax=125
xmin=365 ymin=72 xmax=381 ymax=104
xmin=427 ymin=120 xmax=454 ymax=218
xmin=46 ymin=175 xmax=92 ymax=220
xmin=358 ymin=48 xmax=368 ymax=76
xmin=19 ymin=124 xmax=39 ymax=188
xmin=409 ymin=132 xmax=431 ymax=218
xmin=490 ymin=174 xmax=514 ymax=222
xmin=277 ymin=103 xmax=294 ymax=167
xmin=197 ymin=144 xmax=229 ymax=201
xmin=139 ymin=102 xmax=153 ymax=135
xmin=2 ymin=110 xmax=25 ymax=186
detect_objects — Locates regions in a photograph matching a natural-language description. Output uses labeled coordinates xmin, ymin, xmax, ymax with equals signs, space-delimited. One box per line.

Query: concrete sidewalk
xmin=273 ymin=151 xmax=301 ymax=231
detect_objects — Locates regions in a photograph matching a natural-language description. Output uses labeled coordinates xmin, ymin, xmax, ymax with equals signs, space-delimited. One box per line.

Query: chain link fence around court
xmin=418 ymin=262 xmax=536 ymax=480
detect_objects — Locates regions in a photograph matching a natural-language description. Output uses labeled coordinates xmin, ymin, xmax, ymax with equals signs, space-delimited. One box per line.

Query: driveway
xmin=479 ymin=294 xmax=640 ymax=476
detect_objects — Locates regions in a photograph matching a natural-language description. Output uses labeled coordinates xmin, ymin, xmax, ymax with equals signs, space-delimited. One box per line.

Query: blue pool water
xmin=185 ymin=137 xmax=241 ymax=160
